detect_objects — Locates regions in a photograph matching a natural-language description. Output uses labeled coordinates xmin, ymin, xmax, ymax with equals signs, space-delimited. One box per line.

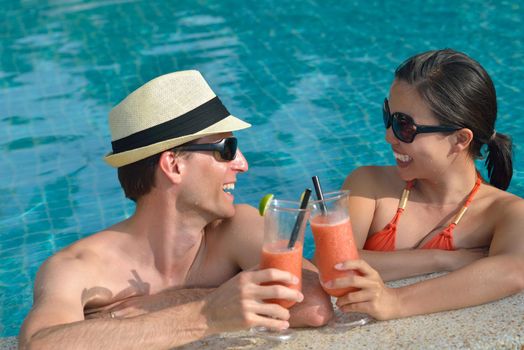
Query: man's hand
xmin=202 ymin=268 xmax=304 ymax=333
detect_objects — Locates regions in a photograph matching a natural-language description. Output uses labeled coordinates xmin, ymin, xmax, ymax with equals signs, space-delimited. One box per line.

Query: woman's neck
xmin=412 ymin=162 xmax=479 ymax=206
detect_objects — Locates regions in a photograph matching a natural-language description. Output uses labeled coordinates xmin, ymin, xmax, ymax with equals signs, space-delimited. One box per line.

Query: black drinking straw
xmin=312 ymin=176 xmax=328 ymax=215
xmin=288 ymin=188 xmax=312 ymax=249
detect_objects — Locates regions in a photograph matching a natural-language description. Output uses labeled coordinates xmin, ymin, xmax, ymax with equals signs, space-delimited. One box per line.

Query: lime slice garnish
xmin=258 ymin=194 xmax=274 ymax=216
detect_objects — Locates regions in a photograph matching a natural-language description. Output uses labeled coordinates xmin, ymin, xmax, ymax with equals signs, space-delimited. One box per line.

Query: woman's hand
xmin=327 ymin=259 xmax=401 ymax=321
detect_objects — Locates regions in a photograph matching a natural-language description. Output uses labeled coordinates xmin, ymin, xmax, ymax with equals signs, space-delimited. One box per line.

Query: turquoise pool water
xmin=1 ymin=0 xmax=523 ymax=337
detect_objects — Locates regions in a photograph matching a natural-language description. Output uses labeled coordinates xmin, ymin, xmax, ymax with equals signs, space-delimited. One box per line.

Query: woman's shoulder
xmin=481 ymin=186 xmax=524 ymax=252
xmin=475 ymin=184 xmax=524 ymax=229
xmin=343 ymin=166 xmax=406 ymax=197
xmin=485 ymin=185 xmax=524 ymax=214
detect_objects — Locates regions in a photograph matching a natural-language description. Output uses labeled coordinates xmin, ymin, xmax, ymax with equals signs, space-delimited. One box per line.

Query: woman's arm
xmin=331 ymin=199 xmax=524 ymax=320
xmin=360 ymin=248 xmax=487 ymax=282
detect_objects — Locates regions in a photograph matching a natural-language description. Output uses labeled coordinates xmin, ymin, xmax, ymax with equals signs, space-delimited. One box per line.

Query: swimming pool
xmin=1 ymin=0 xmax=523 ymax=338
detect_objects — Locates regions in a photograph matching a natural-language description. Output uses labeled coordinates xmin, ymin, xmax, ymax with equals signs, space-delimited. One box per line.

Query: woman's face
xmin=386 ymin=80 xmax=457 ymax=181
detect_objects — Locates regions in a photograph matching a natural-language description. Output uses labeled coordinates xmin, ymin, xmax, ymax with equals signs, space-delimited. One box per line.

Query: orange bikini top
xmin=363 ymin=175 xmax=482 ymax=251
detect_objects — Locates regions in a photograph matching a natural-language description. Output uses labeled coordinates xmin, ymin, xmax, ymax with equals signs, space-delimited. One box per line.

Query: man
xmin=19 ymin=70 xmax=333 ymax=349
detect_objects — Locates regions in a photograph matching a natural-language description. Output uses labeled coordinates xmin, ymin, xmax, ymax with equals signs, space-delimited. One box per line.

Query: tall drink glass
xmin=252 ymin=198 xmax=309 ymax=340
xmin=310 ymin=190 xmax=371 ymax=328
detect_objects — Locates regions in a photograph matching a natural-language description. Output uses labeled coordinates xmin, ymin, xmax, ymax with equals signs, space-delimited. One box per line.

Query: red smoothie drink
xmin=310 ymin=215 xmax=360 ymax=297
xmin=260 ymin=240 xmax=303 ymax=308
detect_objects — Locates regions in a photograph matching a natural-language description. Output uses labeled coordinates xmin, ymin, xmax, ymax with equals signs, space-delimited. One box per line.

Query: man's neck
xmin=127 ymin=195 xmax=211 ymax=285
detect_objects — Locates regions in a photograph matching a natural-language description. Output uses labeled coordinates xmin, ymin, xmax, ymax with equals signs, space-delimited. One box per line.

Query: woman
xmin=330 ymin=49 xmax=524 ymax=320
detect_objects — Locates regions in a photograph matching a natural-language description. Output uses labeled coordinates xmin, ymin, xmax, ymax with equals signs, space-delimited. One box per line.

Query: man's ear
xmin=451 ymin=128 xmax=474 ymax=153
xmin=158 ymin=151 xmax=185 ymax=184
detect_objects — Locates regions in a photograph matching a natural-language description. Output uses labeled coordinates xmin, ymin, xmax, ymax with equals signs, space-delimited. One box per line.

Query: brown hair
xmin=117 ymin=150 xmax=189 ymax=202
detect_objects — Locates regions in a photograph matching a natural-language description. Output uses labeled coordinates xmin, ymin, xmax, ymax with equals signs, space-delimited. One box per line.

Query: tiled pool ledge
xmin=0 ymin=338 xmax=15 ymax=350
xmin=179 ymin=273 xmax=524 ymax=349
xmin=3 ymin=273 xmax=523 ymax=349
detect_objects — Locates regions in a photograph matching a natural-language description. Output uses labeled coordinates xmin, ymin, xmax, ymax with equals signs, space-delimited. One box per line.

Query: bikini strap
xmin=398 ymin=180 xmax=414 ymax=210
xmin=452 ymin=174 xmax=482 ymax=225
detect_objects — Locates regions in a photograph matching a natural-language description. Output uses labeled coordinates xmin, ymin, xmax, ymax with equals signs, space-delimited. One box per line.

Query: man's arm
xmin=19 ymin=253 xmax=213 ymax=350
xmin=223 ymin=204 xmax=333 ymax=327
xmin=23 ymin=300 xmax=211 ymax=350
xmin=85 ymin=288 xmax=215 ymax=320
xmin=332 ymin=199 xmax=524 ymax=320
xmin=21 ymin=250 xmax=304 ymax=349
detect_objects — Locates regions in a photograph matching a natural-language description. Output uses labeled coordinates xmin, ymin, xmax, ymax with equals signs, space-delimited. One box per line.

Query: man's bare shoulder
xmin=35 ymin=248 xmax=98 ymax=298
xmin=37 ymin=229 xmax=119 ymax=286
xmin=206 ymin=204 xmax=263 ymax=269
xmin=56 ymin=224 xmax=127 ymax=256
xmin=37 ymin=222 xmax=135 ymax=288
xmin=206 ymin=204 xmax=262 ymax=248
xmin=20 ymin=227 xmax=130 ymax=346
xmin=209 ymin=204 xmax=262 ymax=237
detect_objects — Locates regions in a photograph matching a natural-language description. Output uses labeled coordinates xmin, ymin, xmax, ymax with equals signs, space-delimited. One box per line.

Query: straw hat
xmin=104 ymin=70 xmax=251 ymax=167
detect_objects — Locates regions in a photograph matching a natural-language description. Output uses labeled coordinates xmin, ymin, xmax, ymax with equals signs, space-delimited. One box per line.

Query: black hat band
xmin=111 ymin=96 xmax=230 ymax=154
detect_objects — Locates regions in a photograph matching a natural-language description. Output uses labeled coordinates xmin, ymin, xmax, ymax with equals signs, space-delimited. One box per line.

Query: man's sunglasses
xmin=173 ymin=137 xmax=238 ymax=161
xmin=383 ymin=98 xmax=461 ymax=143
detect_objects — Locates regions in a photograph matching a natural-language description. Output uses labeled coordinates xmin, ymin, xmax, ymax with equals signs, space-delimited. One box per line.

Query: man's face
xmin=179 ymin=132 xmax=249 ymax=220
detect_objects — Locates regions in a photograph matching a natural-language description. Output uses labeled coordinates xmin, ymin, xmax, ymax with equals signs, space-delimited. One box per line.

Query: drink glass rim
xmin=268 ymin=199 xmax=311 ymax=213
xmin=308 ymin=190 xmax=350 ymax=204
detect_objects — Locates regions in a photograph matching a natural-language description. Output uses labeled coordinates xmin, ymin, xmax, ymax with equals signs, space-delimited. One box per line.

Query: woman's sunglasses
xmin=173 ymin=137 xmax=238 ymax=161
xmin=383 ymin=98 xmax=461 ymax=143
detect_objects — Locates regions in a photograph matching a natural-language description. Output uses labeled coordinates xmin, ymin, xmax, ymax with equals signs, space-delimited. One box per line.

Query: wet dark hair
xmin=395 ymin=48 xmax=513 ymax=190
xmin=117 ymin=153 xmax=162 ymax=202
xmin=117 ymin=150 xmax=189 ymax=202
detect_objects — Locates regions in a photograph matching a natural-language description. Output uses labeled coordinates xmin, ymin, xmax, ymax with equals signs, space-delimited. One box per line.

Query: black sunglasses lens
xmin=222 ymin=138 xmax=237 ymax=160
xmin=392 ymin=114 xmax=417 ymax=143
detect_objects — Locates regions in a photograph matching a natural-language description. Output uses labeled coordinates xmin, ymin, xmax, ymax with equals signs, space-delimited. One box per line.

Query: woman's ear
xmin=158 ymin=151 xmax=185 ymax=184
xmin=452 ymin=128 xmax=474 ymax=152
